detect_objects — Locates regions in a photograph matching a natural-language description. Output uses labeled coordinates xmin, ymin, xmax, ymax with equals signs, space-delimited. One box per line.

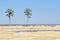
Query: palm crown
xmin=24 ymin=8 xmax=32 ymax=18
xmin=5 ymin=8 xmax=14 ymax=17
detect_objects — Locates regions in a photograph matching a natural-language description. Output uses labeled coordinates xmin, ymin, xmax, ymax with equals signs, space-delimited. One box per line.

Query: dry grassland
xmin=0 ymin=25 xmax=60 ymax=40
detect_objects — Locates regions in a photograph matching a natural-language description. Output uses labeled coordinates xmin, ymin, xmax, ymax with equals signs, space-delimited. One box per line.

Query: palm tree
xmin=24 ymin=8 xmax=32 ymax=22
xmin=5 ymin=8 xmax=14 ymax=26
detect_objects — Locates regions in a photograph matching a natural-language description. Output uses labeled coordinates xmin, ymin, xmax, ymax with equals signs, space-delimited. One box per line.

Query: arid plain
xmin=0 ymin=25 xmax=60 ymax=40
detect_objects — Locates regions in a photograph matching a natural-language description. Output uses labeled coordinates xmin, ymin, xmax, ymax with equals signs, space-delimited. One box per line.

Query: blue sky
xmin=0 ymin=0 xmax=60 ymax=24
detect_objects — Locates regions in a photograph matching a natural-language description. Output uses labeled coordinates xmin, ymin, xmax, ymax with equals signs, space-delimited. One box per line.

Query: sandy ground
xmin=0 ymin=25 xmax=60 ymax=40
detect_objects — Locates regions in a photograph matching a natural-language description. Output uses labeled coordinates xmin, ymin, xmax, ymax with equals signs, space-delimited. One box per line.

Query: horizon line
xmin=0 ymin=24 xmax=60 ymax=26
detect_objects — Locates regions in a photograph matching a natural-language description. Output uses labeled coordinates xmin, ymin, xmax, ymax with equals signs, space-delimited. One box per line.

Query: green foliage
xmin=5 ymin=8 xmax=14 ymax=17
xmin=24 ymin=8 xmax=32 ymax=18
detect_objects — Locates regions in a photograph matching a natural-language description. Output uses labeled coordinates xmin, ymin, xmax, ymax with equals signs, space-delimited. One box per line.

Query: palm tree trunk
xmin=9 ymin=16 xmax=10 ymax=26
xmin=27 ymin=16 xmax=29 ymax=23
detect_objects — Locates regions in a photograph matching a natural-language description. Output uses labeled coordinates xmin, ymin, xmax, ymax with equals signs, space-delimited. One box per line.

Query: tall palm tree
xmin=5 ymin=8 xmax=14 ymax=26
xmin=24 ymin=8 xmax=32 ymax=22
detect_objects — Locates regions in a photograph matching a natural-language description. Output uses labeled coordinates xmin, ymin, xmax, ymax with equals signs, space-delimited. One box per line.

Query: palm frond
xmin=6 ymin=14 xmax=9 ymax=16
xmin=5 ymin=8 xmax=14 ymax=17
